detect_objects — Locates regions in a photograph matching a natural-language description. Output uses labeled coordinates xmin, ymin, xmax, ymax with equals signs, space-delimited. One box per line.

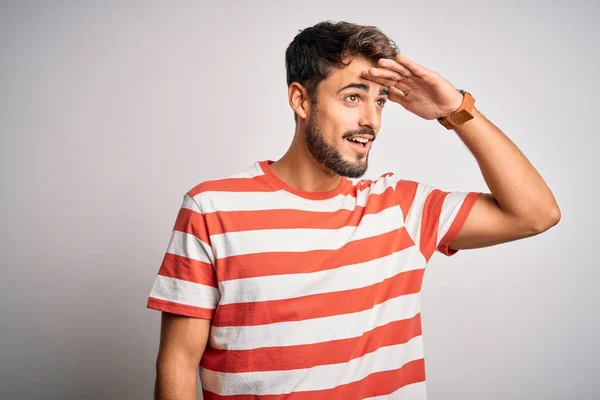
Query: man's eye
xmin=346 ymin=94 xmax=359 ymax=102
xmin=377 ymin=99 xmax=387 ymax=107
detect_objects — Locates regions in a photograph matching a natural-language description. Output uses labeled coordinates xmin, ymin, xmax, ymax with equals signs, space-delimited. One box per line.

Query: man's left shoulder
xmin=350 ymin=171 xmax=401 ymax=195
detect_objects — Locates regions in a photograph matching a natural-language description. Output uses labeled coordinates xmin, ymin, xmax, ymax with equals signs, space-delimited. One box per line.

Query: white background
xmin=1 ymin=1 xmax=598 ymax=399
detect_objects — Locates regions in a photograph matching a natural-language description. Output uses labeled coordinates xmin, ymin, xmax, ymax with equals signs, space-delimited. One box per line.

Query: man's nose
xmin=358 ymin=103 xmax=380 ymax=133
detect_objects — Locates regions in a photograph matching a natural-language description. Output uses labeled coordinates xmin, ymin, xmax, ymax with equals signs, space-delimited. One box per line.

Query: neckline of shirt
xmin=258 ymin=160 xmax=350 ymax=201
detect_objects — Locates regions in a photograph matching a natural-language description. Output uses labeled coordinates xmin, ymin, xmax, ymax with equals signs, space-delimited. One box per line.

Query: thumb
xmin=389 ymin=86 xmax=408 ymax=104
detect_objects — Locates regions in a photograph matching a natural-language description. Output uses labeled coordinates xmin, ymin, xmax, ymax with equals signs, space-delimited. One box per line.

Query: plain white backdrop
xmin=1 ymin=1 xmax=598 ymax=399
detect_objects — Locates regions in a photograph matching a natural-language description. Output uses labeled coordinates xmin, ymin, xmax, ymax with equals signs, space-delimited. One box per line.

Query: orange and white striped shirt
xmin=147 ymin=160 xmax=481 ymax=399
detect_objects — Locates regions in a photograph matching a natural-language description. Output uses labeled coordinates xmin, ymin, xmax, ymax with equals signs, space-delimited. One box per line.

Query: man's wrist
xmin=437 ymin=89 xmax=466 ymax=120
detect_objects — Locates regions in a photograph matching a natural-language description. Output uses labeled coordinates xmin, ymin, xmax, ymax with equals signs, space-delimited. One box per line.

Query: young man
xmin=147 ymin=21 xmax=560 ymax=400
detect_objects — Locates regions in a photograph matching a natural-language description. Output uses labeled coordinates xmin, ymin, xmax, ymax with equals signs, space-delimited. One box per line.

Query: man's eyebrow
xmin=337 ymin=82 xmax=389 ymax=96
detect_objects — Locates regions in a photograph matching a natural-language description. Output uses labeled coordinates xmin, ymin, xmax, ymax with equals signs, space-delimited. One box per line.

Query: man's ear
xmin=288 ymin=82 xmax=311 ymax=120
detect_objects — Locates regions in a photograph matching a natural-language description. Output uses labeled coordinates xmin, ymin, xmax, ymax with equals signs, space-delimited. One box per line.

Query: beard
xmin=304 ymin=107 xmax=374 ymax=179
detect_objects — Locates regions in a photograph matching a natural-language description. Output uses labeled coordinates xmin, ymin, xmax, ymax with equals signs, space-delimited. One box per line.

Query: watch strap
xmin=438 ymin=89 xmax=476 ymax=130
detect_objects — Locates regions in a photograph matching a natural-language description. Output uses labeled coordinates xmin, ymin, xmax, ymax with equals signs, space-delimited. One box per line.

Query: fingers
xmin=364 ymin=53 xmax=429 ymax=83
xmin=360 ymin=65 xmax=406 ymax=88
xmin=393 ymin=53 xmax=429 ymax=77
xmin=391 ymin=80 xmax=411 ymax=94
xmin=360 ymin=69 xmax=413 ymax=93
xmin=360 ymin=71 xmax=398 ymax=88
xmin=388 ymin=86 xmax=407 ymax=103
xmin=377 ymin=57 xmax=413 ymax=77
xmin=366 ymin=66 xmax=404 ymax=81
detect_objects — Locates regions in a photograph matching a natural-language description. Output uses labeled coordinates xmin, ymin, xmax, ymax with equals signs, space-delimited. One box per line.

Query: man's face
xmin=304 ymin=56 xmax=389 ymax=178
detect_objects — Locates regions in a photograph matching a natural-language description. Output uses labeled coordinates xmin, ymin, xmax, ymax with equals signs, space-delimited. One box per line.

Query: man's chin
xmin=337 ymin=160 xmax=368 ymax=179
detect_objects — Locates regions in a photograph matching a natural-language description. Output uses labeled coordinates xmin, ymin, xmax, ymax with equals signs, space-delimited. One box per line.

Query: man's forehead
xmin=320 ymin=60 xmax=387 ymax=95
xmin=329 ymin=57 xmax=374 ymax=81
xmin=324 ymin=57 xmax=385 ymax=93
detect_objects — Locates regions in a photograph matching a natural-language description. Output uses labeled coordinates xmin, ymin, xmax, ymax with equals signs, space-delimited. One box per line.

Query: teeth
xmin=349 ymin=137 xmax=369 ymax=143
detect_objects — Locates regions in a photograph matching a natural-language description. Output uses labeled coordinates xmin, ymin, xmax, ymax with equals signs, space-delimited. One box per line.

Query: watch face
xmin=450 ymin=109 xmax=474 ymax=125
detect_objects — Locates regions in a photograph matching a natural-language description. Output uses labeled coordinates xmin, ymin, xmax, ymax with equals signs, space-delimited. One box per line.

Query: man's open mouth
xmin=345 ymin=135 xmax=373 ymax=154
xmin=346 ymin=137 xmax=370 ymax=147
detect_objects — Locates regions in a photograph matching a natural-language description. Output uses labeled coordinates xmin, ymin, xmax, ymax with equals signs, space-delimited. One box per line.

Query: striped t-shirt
xmin=147 ymin=159 xmax=481 ymax=399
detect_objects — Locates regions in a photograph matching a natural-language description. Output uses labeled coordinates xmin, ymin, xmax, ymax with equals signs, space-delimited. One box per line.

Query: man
xmin=147 ymin=21 xmax=560 ymax=400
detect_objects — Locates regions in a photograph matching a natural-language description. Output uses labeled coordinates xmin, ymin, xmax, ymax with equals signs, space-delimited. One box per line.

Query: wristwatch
xmin=437 ymin=89 xmax=476 ymax=130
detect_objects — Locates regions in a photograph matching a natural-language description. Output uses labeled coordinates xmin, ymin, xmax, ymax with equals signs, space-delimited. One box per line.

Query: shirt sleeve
xmin=396 ymin=179 xmax=482 ymax=261
xmin=146 ymin=193 xmax=220 ymax=319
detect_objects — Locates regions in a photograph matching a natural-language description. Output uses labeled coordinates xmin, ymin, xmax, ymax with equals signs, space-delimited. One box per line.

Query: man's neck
xmin=269 ymin=140 xmax=343 ymax=193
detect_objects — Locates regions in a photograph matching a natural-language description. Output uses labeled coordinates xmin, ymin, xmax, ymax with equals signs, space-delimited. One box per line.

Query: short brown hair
xmin=285 ymin=21 xmax=399 ymax=120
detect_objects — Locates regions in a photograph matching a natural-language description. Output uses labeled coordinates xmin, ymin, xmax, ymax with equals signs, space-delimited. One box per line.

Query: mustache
xmin=343 ymin=128 xmax=376 ymax=141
